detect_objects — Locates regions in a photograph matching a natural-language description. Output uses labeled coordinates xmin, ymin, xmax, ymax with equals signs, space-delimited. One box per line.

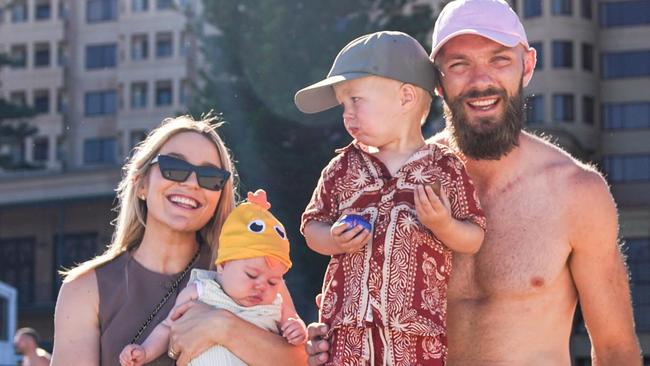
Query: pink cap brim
xmin=430 ymin=28 xmax=527 ymax=61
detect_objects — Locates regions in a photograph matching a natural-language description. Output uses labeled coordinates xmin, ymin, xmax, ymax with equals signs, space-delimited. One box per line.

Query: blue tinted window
xmin=526 ymin=94 xmax=544 ymax=124
xmin=553 ymin=94 xmax=574 ymax=122
xmin=530 ymin=42 xmax=543 ymax=69
xmin=602 ymin=102 xmax=650 ymax=130
xmin=85 ymin=44 xmax=117 ymax=69
xmin=626 ymin=238 xmax=650 ymax=331
xmin=601 ymin=50 xmax=650 ymax=79
xmin=11 ymin=1 xmax=27 ymax=22
xmin=582 ymin=43 xmax=593 ymax=71
xmin=156 ymin=81 xmax=172 ymax=106
xmin=87 ymin=0 xmax=117 ymax=22
xmin=84 ymin=90 xmax=117 ymax=116
xmin=553 ymin=41 xmax=573 ymax=68
xmin=602 ymin=155 xmax=650 ymax=182
xmin=156 ymin=0 xmax=173 ymax=10
xmin=552 ymin=0 xmax=571 ymax=15
xmin=600 ymin=1 xmax=650 ymax=27
xmin=84 ymin=138 xmax=116 ymax=164
xmin=581 ymin=0 xmax=592 ymax=19
xmin=582 ymin=96 xmax=594 ymax=124
xmin=35 ymin=2 xmax=51 ymax=20
xmin=524 ymin=0 xmax=541 ymax=18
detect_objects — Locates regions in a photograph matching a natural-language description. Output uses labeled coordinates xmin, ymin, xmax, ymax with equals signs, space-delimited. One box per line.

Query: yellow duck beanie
xmin=216 ymin=189 xmax=292 ymax=270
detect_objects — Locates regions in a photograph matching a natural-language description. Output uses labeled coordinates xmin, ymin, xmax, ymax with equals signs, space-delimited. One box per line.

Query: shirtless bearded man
xmin=305 ymin=0 xmax=641 ymax=364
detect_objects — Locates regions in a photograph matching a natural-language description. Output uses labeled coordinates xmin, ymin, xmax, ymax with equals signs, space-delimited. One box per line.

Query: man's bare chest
xmin=449 ymin=189 xmax=573 ymax=298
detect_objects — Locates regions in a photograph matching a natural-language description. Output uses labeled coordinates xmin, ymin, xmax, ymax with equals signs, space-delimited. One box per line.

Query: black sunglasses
xmin=150 ymin=154 xmax=231 ymax=191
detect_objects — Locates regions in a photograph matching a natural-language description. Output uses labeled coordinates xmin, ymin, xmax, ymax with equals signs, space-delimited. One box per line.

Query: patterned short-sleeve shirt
xmin=301 ymin=142 xmax=485 ymax=347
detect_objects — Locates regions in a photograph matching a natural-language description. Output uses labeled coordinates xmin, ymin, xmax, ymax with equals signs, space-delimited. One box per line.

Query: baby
xmin=120 ymin=189 xmax=307 ymax=366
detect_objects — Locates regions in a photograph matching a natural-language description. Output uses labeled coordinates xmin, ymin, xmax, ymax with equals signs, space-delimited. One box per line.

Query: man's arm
xmin=169 ymin=301 xmax=307 ymax=366
xmin=568 ymin=170 xmax=641 ymax=365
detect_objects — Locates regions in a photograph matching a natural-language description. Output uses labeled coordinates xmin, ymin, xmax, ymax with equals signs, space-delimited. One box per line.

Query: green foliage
xmin=195 ymin=0 xmax=436 ymax=319
xmin=0 ymin=53 xmax=38 ymax=170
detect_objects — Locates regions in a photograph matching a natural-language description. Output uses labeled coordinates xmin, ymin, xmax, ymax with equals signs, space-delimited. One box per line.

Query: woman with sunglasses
xmin=51 ymin=115 xmax=307 ymax=365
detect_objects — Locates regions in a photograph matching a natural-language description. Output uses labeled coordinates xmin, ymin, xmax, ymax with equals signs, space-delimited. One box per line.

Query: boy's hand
xmin=119 ymin=344 xmax=146 ymax=366
xmin=281 ymin=317 xmax=308 ymax=345
xmin=330 ymin=220 xmax=371 ymax=253
xmin=415 ymin=184 xmax=452 ymax=233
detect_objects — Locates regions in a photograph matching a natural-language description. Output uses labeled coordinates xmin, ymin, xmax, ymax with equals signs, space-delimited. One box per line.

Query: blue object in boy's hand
xmin=337 ymin=214 xmax=372 ymax=232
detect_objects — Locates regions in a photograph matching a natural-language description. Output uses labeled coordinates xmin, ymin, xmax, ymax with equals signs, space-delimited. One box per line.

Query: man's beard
xmin=442 ymin=83 xmax=524 ymax=160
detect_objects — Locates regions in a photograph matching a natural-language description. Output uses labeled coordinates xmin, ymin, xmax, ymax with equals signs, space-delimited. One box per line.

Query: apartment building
xmin=510 ymin=0 xmax=650 ymax=363
xmin=0 ymin=0 xmax=198 ymax=347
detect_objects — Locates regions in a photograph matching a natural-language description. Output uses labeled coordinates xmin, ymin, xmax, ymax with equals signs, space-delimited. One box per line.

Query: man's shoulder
xmin=525 ymin=133 xmax=608 ymax=195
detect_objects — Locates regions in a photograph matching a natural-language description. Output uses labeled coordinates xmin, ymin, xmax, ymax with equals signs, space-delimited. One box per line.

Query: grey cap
xmin=294 ymin=31 xmax=436 ymax=114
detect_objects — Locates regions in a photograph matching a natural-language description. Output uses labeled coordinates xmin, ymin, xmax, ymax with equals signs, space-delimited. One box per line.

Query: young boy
xmin=119 ymin=190 xmax=307 ymax=366
xmin=295 ymin=31 xmax=486 ymax=365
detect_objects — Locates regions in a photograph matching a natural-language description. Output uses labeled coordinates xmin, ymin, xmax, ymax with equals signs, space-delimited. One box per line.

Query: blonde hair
xmin=62 ymin=115 xmax=237 ymax=282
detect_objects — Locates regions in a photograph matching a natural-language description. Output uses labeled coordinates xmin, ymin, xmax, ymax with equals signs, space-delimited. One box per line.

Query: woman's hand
xmin=168 ymin=300 xmax=234 ymax=366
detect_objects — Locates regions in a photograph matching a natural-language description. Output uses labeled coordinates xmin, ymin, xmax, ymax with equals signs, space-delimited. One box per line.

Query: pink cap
xmin=430 ymin=0 xmax=529 ymax=61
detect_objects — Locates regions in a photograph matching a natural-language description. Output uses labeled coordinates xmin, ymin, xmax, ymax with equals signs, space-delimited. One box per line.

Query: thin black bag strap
xmin=129 ymin=247 xmax=200 ymax=345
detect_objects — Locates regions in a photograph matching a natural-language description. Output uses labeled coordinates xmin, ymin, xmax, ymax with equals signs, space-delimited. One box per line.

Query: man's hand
xmin=330 ymin=219 xmax=370 ymax=253
xmin=415 ymin=184 xmax=452 ymax=232
xmin=305 ymin=323 xmax=330 ymax=366
xmin=281 ymin=317 xmax=308 ymax=345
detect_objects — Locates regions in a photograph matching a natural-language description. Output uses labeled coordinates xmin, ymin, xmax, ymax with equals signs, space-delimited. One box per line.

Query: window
xmin=57 ymin=88 xmax=67 ymax=113
xmin=602 ymin=155 xmax=650 ymax=182
xmin=526 ymin=94 xmax=544 ymax=124
xmin=35 ymin=0 xmax=51 ymax=20
xmin=84 ymin=90 xmax=117 ymax=116
xmin=87 ymin=0 xmax=117 ymax=22
xmin=530 ymin=42 xmax=543 ymax=69
xmin=11 ymin=0 xmax=27 ymax=22
xmin=599 ymin=1 xmax=650 ymax=28
xmin=34 ymin=42 xmax=51 ymax=67
xmin=626 ymin=238 xmax=650 ymax=331
xmin=601 ymin=50 xmax=650 ymax=79
xmin=10 ymin=44 xmax=27 ymax=68
xmin=581 ymin=0 xmax=592 ymax=19
xmin=523 ymin=0 xmax=541 ymax=18
xmin=58 ymin=0 xmax=68 ymax=19
xmin=131 ymin=34 xmax=148 ymax=60
xmin=553 ymin=94 xmax=574 ymax=122
xmin=33 ymin=137 xmax=49 ymax=162
xmin=582 ymin=96 xmax=594 ymax=124
xmin=180 ymin=31 xmax=190 ymax=57
xmin=57 ymin=41 xmax=67 ymax=66
xmin=156 ymin=32 xmax=173 ymax=58
xmin=130 ymin=130 xmax=148 ymax=149
xmin=180 ymin=79 xmax=190 ymax=105
xmin=9 ymin=91 xmax=27 ymax=106
xmin=33 ymin=89 xmax=50 ymax=114
xmin=156 ymin=80 xmax=172 ymax=106
xmin=132 ymin=0 xmax=148 ymax=12
xmin=602 ymin=102 xmax=650 ymax=130
xmin=552 ymin=40 xmax=573 ymax=68
xmin=84 ymin=138 xmax=117 ymax=164
xmin=581 ymin=43 xmax=593 ymax=71
xmin=53 ymin=233 xmax=98 ymax=293
xmin=131 ymin=82 xmax=148 ymax=109
xmin=552 ymin=0 xmax=571 ymax=15
xmin=156 ymin=0 xmax=174 ymax=10
xmin=0 ymin=238 xmax=35 ymax=305
xmin=85 ymin=43 xmax=117 ymax=69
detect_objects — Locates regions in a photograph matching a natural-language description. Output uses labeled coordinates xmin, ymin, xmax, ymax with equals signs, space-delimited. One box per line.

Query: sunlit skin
xmin=333 ymin=76 xmax=426 ymax=161
xmin=217 ymin=257 xmax=286 ymax=307
xmin=435 ymin=34 xmax=535 ymax=134
xmin=139 ymin=132 xmax=223 ymax=242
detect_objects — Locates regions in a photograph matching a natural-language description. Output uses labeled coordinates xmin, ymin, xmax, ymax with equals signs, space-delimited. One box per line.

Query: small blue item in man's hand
xmin=337 ymin=214 xmax=372 ymax=232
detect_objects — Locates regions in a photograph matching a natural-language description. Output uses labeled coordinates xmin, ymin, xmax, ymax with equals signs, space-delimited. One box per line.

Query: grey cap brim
xmin=294 ymin=72 xmax=370 ymax=114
